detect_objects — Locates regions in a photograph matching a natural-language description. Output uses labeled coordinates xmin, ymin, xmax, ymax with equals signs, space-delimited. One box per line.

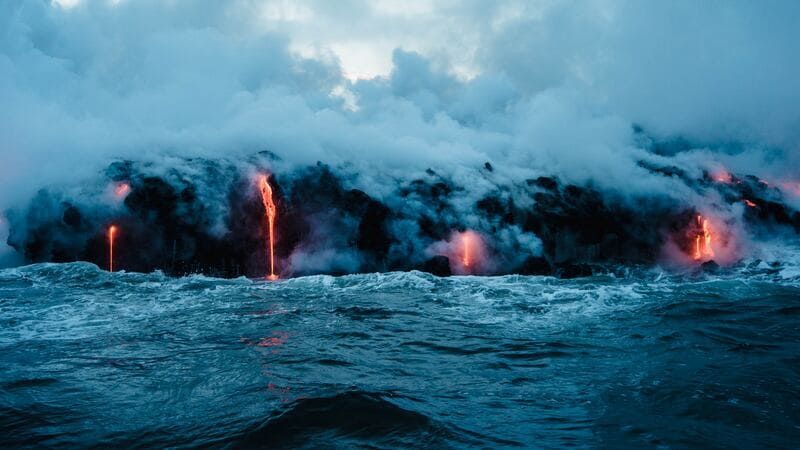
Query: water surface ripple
xmin=1 ymin=263 xmax=799 ymax=448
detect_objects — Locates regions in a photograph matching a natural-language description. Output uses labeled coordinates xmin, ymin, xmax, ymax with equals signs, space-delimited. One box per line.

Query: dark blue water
xmin=1 ymin=263 xmax=799 ymax=448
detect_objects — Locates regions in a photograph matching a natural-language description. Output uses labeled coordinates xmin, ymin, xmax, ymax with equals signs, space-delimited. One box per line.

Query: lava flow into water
xmin=108 ymin=225 xmax=117 ymax=272
xmin=693 ymin=215 xmax=714 ymax=261
xmin=258 ymin=175 xmax=278 ymax=280
xmin=455 ymin=230 xmax=485 ymax=275
xmin=462 ymin=233 xmax=473 ymax=268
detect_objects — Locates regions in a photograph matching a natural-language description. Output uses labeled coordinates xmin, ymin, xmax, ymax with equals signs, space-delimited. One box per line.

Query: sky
xmin=1 ymin=0 xmax=799 ymax=263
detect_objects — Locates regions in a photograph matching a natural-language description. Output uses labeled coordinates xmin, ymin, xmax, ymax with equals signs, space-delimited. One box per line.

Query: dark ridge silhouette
xmin=6 ymin=156 xmax=800 ymax=278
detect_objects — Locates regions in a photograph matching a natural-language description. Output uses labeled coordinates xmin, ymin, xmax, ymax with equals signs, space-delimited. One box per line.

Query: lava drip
xmin=258 ymin=175 xmax=278 ymax=280
xmin=455 ymin=230 xmax=485 ymax=275
xmin=693 ymin=215 xmax=714 ymax=261
xmin=108 ymin=225 xmax=117 ymax=272
xmin=461 ymin=233 xmax=472 ymax=268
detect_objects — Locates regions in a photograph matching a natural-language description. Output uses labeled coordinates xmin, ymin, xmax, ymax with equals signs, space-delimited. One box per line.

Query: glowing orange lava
xmin=692 ymin=215 xmax=714 ymax=261
xmin=114 ymin=182 xmax=131 ymax=198
xmin=454 ymin=230 xmax=485 ymax=274
xmin=743 ymin=199 xmax=757 ymax=208
xmin=711 ymin=168 xmax=733 ymax=184
xmin=258 ymin=175 xmax=278 ymax=280
xmin=461 ymin=233 xmax=472 ymax=268
xmin=108 ymin=225 xmax=117 ymax=272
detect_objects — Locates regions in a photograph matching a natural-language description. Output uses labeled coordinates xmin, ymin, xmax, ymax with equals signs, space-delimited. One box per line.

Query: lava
xmin=743 ymin=199 xmax=757 ymax=208
xmin=108 ymin=225 xmax=117 ymax=272
xmin=692 ymin=215 xmax=714 ymax=261
xmin=462 ymin=233 xmax=472 ymax=268
xmin=711 ymin=167 xmax=733 ymax=184
xmin=258 ymin=175 xmax=278 ymax=280
xmin=455 ymin=230 xmax=485 ymax=274
xmin=114 ymin=182 xmax=131 ymax=198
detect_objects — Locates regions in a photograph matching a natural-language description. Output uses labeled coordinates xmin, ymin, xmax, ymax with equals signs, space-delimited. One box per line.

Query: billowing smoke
xmin=2 ymin=0 xmax=799 ymax=276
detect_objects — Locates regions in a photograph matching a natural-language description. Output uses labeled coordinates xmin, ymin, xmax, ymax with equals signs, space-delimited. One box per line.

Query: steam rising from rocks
xmin=1 ymin=1 xmax=799 ymax=274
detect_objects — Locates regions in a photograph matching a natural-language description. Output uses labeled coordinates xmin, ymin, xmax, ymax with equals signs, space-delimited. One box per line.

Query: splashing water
xmin=1 ymin=263 xmax=799 ymax=448
xmin=258 ymin=175 xmax=278 ymax=280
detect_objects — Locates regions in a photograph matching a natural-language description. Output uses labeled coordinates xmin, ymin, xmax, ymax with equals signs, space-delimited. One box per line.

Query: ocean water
xmin=1 ymin=262 xmax=799 ymax=448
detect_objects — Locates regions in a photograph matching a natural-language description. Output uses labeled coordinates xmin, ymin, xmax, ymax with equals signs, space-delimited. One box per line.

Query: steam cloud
xmin=1 ymin=0 xmax=799 ymax=274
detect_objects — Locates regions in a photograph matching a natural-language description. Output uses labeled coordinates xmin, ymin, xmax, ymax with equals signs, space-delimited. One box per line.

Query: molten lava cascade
xmin=258 ymin=175 xmax=278 ymax=280
xmin=462 ymin=232 xmax=472 ymax=268
xmin=108 ymin=225 xmax=117 ymax=272
xmin=453 ymin=230 xmax=485 ymax=274
xmin=693 ymin=215 xmax=714 ymax=261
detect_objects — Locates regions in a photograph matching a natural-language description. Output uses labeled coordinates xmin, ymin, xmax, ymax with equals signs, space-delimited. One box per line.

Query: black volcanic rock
xmin=61 ymin=204 xmax=82 ymax=229
xmin=7 ymin=191 xmax=92 ymax=264
xmin=125 ymin=177 xmax=180 ymax=227
xmin=524 ymin=179 xmax=672 ymax=264
xmin=529 ymin=176 xmax=558 ymax=191
xmin=422 ymin=255 xmax=451 ymax=277
xmin=9 ymin=154 xmax=800 ymax=279
xmin=701 ymin=260 xmax=720 ymax=273
xmin=515 ymin=256 xmax=552 ymax=275
xmin=556 ymin=262 xmax=593 ymax=279
xmin=417 ymin=215 xmax=450 ymax=241
xmin=290 ymin=163 xmax=347 ymax=209
xmin=476 ymin=195 xmax=515 ymax=224
xmin=637 ymin=160 xmax=687 ymax=180
xmin=401 ymin=176 xmax=454 ymax=204
xmin=356 ymin=197 xmax=393 ymax=260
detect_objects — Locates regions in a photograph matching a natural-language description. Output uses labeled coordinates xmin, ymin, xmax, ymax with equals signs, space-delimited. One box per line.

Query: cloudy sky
xmin=2 ymin=0 xmax=799 ymax=260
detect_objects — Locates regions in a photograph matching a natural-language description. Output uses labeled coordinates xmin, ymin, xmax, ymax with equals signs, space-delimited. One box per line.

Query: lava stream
xmin=456 ymin=230 xmax=485 ymax=274
xmin=462 ymin=233 xmax=472 ymax=268
xmin=108 ymin=225 xmax=117 ymax=272
xmin=258 ymin=175 xmax=278 ymax=280
xmin=693 ymin=215 xmax=714 ymax=261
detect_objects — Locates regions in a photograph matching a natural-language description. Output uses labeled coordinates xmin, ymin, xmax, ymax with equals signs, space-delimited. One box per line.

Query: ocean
xmin=1 ymin=262 xmax=799 ymax=448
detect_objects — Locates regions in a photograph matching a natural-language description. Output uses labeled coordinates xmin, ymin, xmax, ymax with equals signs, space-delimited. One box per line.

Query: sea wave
xmin=1 ymin=260 xmax=799 ymax=447
xmin=3 ymin=253 xmax=800 ymax=292
xmin=228 ymin=390 xmax=517 ymax=448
